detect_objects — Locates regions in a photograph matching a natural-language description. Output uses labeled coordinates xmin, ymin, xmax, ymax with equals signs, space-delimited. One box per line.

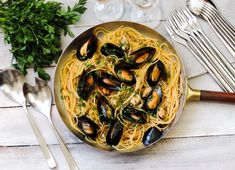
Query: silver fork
xmin=201 ymin=1 xmax=235 ymax=35
xmin=172 ymin=9 xmax=235 ymax=90
xmin=182 ymin=8 xmax=235 ymax=75
xmin=189 ymin=0 xmax=235 ymax=57
xmin=198 ymin=1 xmax=235 ymax=48
xmin=165 ymin=21 xmax=231 ymax=91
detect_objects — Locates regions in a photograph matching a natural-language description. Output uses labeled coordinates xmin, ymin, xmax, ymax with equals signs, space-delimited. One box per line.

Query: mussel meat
xmin=144 ymin=85 xmax=162 ymax=111
xmin=77 ymin=71 xmax=96 ymax=100
xmin=76 ymin=115 xmax=99 ymax=140
xmin=141 ymin=87 xmax=153 ymax=99
xmin=97 ymin=95 xmax=114 ymax=123
xmin=76 ymin=33 xmax=98 ymax=61
xmin=114 ymin=61 xmax=137 ymax=85
xmin=122 ymin=106 xmax=146 ymax=124
xmin=106 ymin=119 xmax=123 ymax=146
xmin=129 ymin=47 xmax=156 ymax=66
xmin=142 ymin=127 xmax=163 ymax=146
xmin=96 ymin=72 xmax=121 ymax=91
xmin=97 ymin=86 xmax=112 ymax=96
xmin=101 ymin=43 xmax=125 ymax=58
xmin=147 ymin=60 xmax=166 ymax=86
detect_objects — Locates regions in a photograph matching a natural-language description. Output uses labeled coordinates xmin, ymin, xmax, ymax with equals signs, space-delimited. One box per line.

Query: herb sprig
xmin=0 ymin=0 xmax=87 ymax=80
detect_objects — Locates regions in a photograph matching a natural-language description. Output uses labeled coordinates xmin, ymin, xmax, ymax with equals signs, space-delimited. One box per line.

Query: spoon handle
xmin=49 ymin=120 xmax=79 ymax=170
xmin=23 ymin=104 xmax=56 ymax=169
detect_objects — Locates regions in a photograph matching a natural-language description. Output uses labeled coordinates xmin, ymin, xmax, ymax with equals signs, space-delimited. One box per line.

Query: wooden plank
xmin=2 ymin=21 xmax=234 ymax=107
xmin=0 ymin=0 xmax=234 ymax=89
xmin=0 ymin=135 xmax=235 ymax=170
xmin=1 ymin=20 xmax=234 ymax=79
xmin=1 ymin=73 xmax=235 ymax=146
xmin=1 ymin=59 xmax=234 ymax=108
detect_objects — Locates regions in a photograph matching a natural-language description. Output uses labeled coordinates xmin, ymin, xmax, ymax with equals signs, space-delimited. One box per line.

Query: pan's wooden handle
xmin=200 ymin=90 xmax=235 ymax=103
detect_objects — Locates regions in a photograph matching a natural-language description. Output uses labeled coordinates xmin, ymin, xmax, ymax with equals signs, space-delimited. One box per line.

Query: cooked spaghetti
xmin=60 ymin=26 xmax=182 ymax=151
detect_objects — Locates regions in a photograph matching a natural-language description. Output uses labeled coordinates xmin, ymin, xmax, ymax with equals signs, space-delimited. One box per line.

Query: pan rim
xmin=53 ymin=21 xmax=188 ymax=153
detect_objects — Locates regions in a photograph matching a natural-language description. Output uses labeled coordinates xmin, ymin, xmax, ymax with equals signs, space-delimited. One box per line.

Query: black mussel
xmin=101 ymin=43 xmax=125 ymax=58
xmin=147 ymin=60 xmax=166 ymax=86
xmin=97 ymin=95 xmax=114 ymax=123
xmin=77 ymin=71 xmax=96 ymax=100
xmin=77 ymin=115 xmax=99 ymax=140
xmin=114 ymin=61 xmax=137 ymax=85
xmin=144 ymin=85 xmax=162 ymax=111
xmin=96 ymin=72 xmax=121 ymax=91
xmin=122 ymin=106 xmax=146 ymax=124
xmin=106 ymin=119 xmax=123 ymax=146
xmin=142 ymin=127 xmax=163 ymax=146
xmin=129 ymin=47 xmax=156 ymax=66
xmin=76 ymin=33 xmax=98 ymax=61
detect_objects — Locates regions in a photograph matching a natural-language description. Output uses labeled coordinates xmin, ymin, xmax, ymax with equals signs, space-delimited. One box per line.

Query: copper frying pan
xmin=54 ymin=21 xmax=235 ymax=153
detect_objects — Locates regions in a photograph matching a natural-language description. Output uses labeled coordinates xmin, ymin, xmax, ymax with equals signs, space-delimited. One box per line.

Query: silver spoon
xmin=23 ymin=77 xmax=79 ymax=170
xmin=0 ymin=69 xmax=56 ymax=169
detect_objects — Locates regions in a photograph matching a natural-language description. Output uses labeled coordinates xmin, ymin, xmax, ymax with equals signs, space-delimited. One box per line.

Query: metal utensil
xmin=175 ymin=9 xmax=235 ymax=82
xmin=0 ymin=69 xmax=56 ymax=169
xmin=165 ymin=22 xmax=230 ymax=91
xmin=169 ymin=9 xmax=235 ymax=91
xmin=200 ymin=0 xmax=235 ymax=32
xmin=186 ymin=0 xmax=235 ymax=57
xmin=23 ymin=77 xmax=79 ymax=170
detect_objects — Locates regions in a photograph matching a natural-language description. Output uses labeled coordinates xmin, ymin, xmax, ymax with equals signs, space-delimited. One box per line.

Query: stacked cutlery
xmin=165 ymin=8 xmax=235 ymax=92
xmin=186 ymin=0 xmax=235 ymax=58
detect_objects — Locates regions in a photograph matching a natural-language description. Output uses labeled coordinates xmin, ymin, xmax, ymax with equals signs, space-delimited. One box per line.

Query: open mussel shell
xmin=96 ymin=72 xmax=121 ymax=91
xmin=77 ymin=71 xmax=96 ymax=100
xmin=129 ymin=47 xmax=156 ymax=66
xmin=76 ymin=115 xmax=99 ymax=140
xmin=147 ymin=60 xmax=166 ymax=86
xmin=106 ymin=119 xmax=123 ymax=146
xmin=142 ymin=127 xmax=163 ymax=146
xmin=114 ymin=61 xmax=137 ymax=85
xmin=101 ymin=43 xmax=125 ymax=58
xmin=97 ymin=95 xmax=114 ymax=123
xmin=122 ymin=106 xmax=146 ymax=124
xmin=76 ymin=33 xmax=98 ymax=61
xmin=144 ymin=85 xmax=162 ymax=111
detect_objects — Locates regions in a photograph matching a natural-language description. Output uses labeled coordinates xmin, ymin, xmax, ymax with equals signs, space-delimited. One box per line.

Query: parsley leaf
xmin=0 ymin=0 xmax=87 ymax=80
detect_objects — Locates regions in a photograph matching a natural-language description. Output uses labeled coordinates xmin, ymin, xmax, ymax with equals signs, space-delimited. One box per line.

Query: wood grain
xmin=1 ymin=135 xmax=235 ymax=170
xmin=200 ymin=90 xmax=235 ymax=103
xmin=0 ymin=0 xmax=235 ymax=169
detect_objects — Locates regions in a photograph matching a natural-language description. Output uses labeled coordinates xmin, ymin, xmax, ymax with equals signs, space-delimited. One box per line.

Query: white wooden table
xmin=0 ymin=0 xmax=235 ymax=169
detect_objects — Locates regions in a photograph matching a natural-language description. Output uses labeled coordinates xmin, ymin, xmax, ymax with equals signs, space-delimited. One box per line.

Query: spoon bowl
xmin=23 ymin=77 xmax=52 ymax=118
xmin=186 ymin=0 xmax=216 ymax=15
xmin=23 ymin=77 xmax=79 ymax=170
xmin=0 ymin=69 xmax=25 ymax=105
xmin=0 ymin=69 xmax=56 ymax=169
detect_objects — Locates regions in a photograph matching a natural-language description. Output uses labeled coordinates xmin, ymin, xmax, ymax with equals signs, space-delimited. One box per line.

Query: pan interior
xmin=54 ymin=21 xmax=188 ymax=152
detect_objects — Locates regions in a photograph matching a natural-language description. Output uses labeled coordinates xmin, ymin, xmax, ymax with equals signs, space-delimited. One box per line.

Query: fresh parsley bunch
xmin=0 ymin=0 xmax=87 ymax=80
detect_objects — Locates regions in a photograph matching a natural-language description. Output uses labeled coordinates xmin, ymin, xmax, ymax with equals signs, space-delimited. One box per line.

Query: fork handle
xmin=23 ymin=104 xmax=56 ymax=169
xmin=49 ymin=120 xmax=79 ymax=170
xmin=216 ymin=10 xmax=235 ymax=33
xmin=187 ymin=40 xmax=233 ymax=92
xmin=204 ymin=15 xmax=235 ymax=58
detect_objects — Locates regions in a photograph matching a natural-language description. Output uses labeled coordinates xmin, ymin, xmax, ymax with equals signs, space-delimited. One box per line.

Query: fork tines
xmin=166 ymin=8 xmax=235 ymax=92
